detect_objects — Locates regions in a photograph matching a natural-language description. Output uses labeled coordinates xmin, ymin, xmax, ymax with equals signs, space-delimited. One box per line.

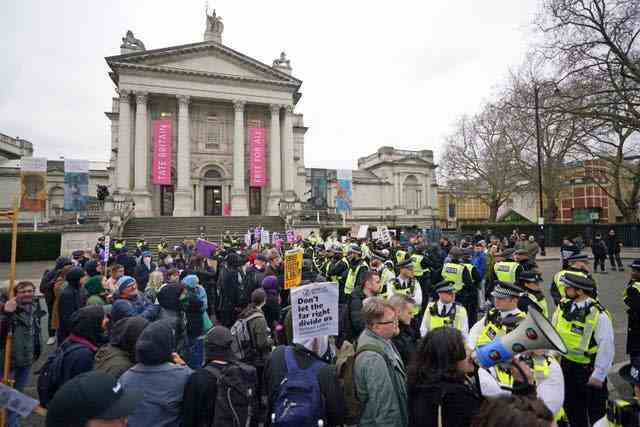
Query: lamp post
xmin=532 ymin=81 xmax=559 ymax=256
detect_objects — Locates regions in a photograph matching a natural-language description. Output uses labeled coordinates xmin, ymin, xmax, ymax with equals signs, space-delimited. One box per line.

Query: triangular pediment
xmin=106 ymin=41 xmax=300 ymax=86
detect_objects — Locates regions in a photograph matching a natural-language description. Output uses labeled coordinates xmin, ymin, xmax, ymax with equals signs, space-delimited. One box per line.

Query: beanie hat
xmin=84 ymin=276 xmax=105 ymax=297
xmin=261 ymin=275 xmax=279 ymax=298
xmin=157 ymin=284 xmax=183 ymax=311
xmin=181 ymin=274 xmax=199 ymax=290
xmin=135 ymin=320 xmax=175 ymax=366
xmin=65 ymin=267 xmax=85 ymax=284
xmin=116 ymin=276 xmax=136 ymax=295
xmin=110 ymin=300 xmax=135 ymax=324
xmin=84 ymin=260 xmax=99 ymax=277
xmin=205 ymin=326 xmax=234 ymax=361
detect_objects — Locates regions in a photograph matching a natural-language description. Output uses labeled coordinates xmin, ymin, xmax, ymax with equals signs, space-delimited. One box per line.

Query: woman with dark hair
xmin=408 ymin=327 xmax=516 ymax=427
xmin=471 ymin=395 xmax=553 ymax=427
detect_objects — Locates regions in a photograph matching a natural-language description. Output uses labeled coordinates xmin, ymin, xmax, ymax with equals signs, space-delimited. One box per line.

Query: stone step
xmin=120 ymin=215 xmax=286 ymax=256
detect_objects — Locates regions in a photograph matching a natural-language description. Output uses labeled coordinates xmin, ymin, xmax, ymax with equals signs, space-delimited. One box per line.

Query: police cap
xmin=566 ymin=253 xmax=589 ymax=263
xmin=491 ymin=281 xmax=523 ymax=299
xmin=433 ymin=280 xmax=456 ymax=294
xmin=397 ymin=259 xmax=414 ymax=270
xmin=560 ymin=273 xmax=595 ymax=291
xmin=629 ymin=259 xmax=640 ymax=271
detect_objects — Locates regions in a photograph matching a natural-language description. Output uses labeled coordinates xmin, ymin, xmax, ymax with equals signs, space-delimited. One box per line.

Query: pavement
xmin=0 ymin=250 xmax=639 ymax=425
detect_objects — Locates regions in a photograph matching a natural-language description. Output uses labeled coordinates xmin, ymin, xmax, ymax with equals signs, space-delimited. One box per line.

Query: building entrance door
xmin=249 ymin=187 xmax=261 ymax=215
xmin=204 ymin=185 xmax=223 ymax=216
xmin=160 ymin=185 xmax=174 ymax=216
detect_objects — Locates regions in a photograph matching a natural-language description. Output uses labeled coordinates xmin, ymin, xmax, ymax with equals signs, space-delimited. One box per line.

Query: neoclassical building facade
xmin=106 ymin=12 xmax=306 ymax=217
xmin=104 ymin=11 xmax=439 ymax=223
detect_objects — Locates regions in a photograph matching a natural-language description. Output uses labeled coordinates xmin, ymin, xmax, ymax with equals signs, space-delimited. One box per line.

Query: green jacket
xmin=0 ymin=308 xmax=39 ymax=368
xmin=355 ymin=329 xmax=408 ymax=427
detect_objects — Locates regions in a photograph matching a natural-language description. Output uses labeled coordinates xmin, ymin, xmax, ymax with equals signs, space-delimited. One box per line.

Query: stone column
xmin=267 ymin=104 xmax=282 ymax=215
xmin=116 ymin=89 xmax=132 ymax=194
xmin=393 ymin=173 xmax=399 ymax=207
xmin=173 ymin=95 xmax=193 ymax=216
xmin=231 ymin=100 xmax=248 ymax=216
xmin=132 ymin=92 xmax=152 ymax=216
xmin=282 ymin=105 xmax=295 ymax=198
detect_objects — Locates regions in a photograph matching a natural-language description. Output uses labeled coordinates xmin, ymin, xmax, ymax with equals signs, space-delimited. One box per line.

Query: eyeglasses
xmin=377 ymin=318 xmax=399 ymax=325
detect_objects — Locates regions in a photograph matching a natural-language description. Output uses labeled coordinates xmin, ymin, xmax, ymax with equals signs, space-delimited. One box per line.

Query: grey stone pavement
xmin=0 ymin=248 xmax=639 ymax=426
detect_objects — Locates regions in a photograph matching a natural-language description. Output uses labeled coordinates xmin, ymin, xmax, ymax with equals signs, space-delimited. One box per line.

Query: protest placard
xmin=102 ymin=235 xmax=110 ymax=263
xmin=284 ymin=249 xmax=303 ymax=289
xmin=0 ymin=382 xmax=39 ymax=418
xmin=357 ymin=224 xmax=369 ymax=239
xmin=291 ymin=282 xmax=339 ymax=343
xmin=379 ymin=225 xmax=392 ymax=245
xmin=195 ymin=238 xmax=217 ymax=258
xmin=261 ymin=228 xmax=270 ymax=245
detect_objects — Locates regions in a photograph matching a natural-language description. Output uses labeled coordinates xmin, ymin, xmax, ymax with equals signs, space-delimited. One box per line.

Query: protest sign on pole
xmin=284 ymin=249 xmax=303 ymax=289
xmin=244 ymin=233 xmax=251 ymax=247
xmin=102 ymin=235 xmax=111 ymax=263
xmin=357 ymin=224 xmax=369 ymax=239
xmin=291 ymin=282 xmax=339 ymax=343
xmin=261 ymin=229 xmax=270 ymax=245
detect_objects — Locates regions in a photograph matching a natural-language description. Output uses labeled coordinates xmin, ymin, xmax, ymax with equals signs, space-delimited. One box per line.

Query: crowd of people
xmin=0 ymin=226 xmax=637 ymax=427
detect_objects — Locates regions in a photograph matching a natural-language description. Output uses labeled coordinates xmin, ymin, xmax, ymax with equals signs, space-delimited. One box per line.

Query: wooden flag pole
xmin=1 ymin=195 xmax=20 ymax=425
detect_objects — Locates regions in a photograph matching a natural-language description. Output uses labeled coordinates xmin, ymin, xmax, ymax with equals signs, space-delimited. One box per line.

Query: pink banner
xmin=152 ymin=119 xmax=173 ymax=185
xmin=249 ymin=127 xmax=266 ymax=187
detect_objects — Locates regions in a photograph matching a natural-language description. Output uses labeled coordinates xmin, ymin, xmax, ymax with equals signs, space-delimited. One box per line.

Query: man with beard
xmin=0 ymin=281 xmax=44 ymax=427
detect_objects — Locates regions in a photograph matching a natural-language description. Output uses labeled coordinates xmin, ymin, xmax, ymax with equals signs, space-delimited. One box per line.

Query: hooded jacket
xmin=57 ymin=267 xmax=85 ymax=342
xmin=94 ymin=316 xmax=149 ymax=379
xmin=58 ymin=305 xmax=104 ymax=388
xmin=120 ymin=320 xmax=194 ymax=427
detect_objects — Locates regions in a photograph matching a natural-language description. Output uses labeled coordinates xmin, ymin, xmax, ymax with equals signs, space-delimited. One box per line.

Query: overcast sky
xmin=1 ymin=0 xmax=540 ymax=169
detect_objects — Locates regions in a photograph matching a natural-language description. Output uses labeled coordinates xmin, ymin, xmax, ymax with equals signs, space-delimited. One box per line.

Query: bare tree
xmin=536 ymin=0 xmax=640 ymax=130
xmin=504 ymin=73 xmax=593 ymax=222
xmin=441 ymin=105 xmax=526 ymax=222
xmin=579 ymin=111 xmax=640 ymax=221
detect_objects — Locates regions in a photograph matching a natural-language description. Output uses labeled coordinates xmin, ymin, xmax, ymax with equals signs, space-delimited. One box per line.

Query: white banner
xmin=64 ymin=159 xmax=89 ymax=174
xmin=291 ymin=282 xmax=339 ymax=343
xmin=20 ymin=157 xmax=47 ymax=172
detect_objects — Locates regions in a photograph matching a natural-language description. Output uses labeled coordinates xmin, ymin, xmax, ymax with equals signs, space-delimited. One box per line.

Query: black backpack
xmin=36 ymin=342 xmax=84 ymax=407
xmin=205 ymin=361 xmax=258 ymax=427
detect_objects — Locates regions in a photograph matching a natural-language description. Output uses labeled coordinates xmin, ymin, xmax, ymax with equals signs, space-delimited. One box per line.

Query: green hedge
xmin=0 ymin=232 xmax=61 ymax=262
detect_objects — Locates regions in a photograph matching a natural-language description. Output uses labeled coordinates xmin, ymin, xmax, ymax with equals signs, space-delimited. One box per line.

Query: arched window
xmin=204 ymin=168 xmax=222 ymax=179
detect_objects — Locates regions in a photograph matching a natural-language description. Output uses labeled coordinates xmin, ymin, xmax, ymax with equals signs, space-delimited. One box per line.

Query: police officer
xmin=550 ymin=253 xmax=596 ymax=305
xmin=420 ymin=280 xmax=468 ymax=342
xmin=493 ymin=248 xmax=522 ymax=285
xmin=470 ymin=281 xmax=526 ymax=349
xmin=388 ymin=259 xmax=423 ymax=312
xmin=471 ymin=282 xmax=565 ymax=419
xmin=518 ymin=271 xmax=549 ymax=318
xmin=312 ymin=244 xmax=329 ymax=275
xmin=514 ymin=248 xmax=537 ymax=272
xmin=442 ymin=247 xmax=477 ymax=325
xmin=593 ymin=360 xmax=640 ymax=427
xmin=552 ymin=273 xmax=614 ymax=426
xmin=370 ymin=254 xmax=395 ymax=297
xmin=327 ymin=246 xmax=349 ymax=303
xmin=624 ymin=259 xmax=640 ymax=363
xmin=344 ymin=245 xmax=369 ymax=300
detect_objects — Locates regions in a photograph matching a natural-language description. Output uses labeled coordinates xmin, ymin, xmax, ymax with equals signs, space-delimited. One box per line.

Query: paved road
xmin=0 ymin=257 xmax=637 ymax=425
